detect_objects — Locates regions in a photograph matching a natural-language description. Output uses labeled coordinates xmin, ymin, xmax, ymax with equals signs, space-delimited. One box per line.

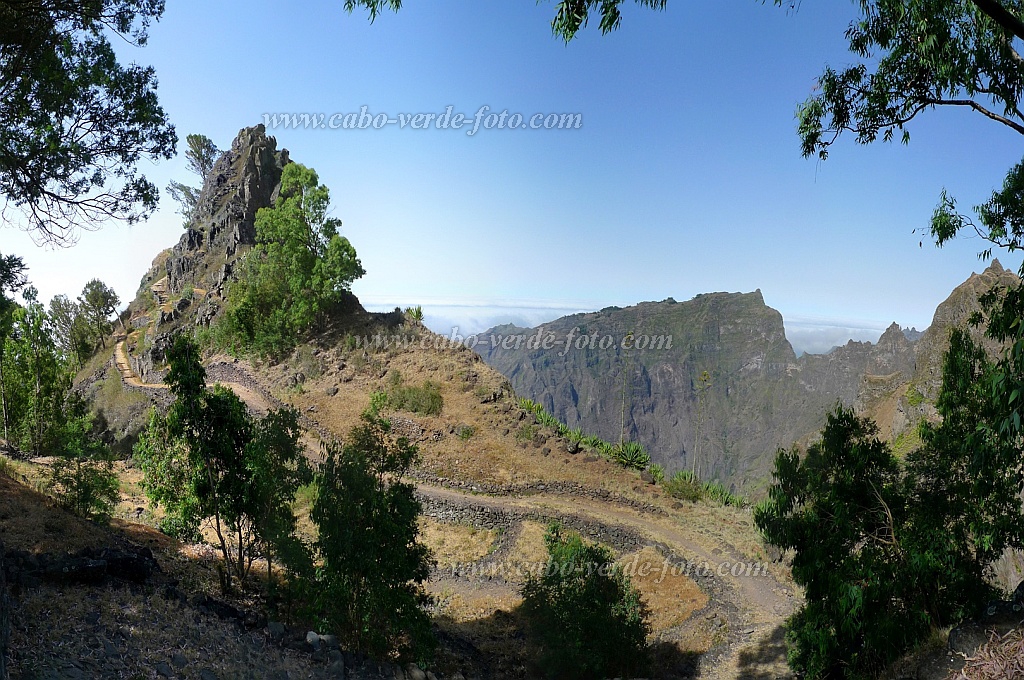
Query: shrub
xmin=456 ymin=424 xmax=476 ymax=441
xmin=515 ymin=423 xmax=537 ymax=442
xmin=388 ymin=380 xmax=443 ymax=416
xmin=663 ymin=470 xmax=702 ymax=502
xmin=648 ymin=463 xmax=665 ymax=484
xmin=47 ymin=394 xmax=120 ymax=522
xmin=521 ymin=523 xmax=649 ymax=679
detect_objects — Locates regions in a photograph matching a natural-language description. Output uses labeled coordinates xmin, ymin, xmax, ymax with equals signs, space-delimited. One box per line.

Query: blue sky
xmin=4 ymin=0 xmax=1021 ymax=354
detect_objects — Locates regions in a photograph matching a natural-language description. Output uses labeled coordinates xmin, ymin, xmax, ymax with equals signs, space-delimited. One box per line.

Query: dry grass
xmin=506 ymin=521 xmax=550 ymax=577
xmin=266 ymin=340 xmax=671 ymax=507
xmin=0 ymin=473 xmax=110 ymax=553
xmin=619 ymin=547 xmax=709 ymax=632
xmin=8 ymin=580 xmax=332 ymax=680
xmin=418 ymin=517 xmax=498 ymax=570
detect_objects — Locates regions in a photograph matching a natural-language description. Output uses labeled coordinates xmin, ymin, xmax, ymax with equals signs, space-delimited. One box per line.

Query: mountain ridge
xmin=476 ymin=259 xmax=1019 ymax=493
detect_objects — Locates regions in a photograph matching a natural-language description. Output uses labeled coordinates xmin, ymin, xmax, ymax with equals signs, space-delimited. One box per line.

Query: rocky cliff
xmin=478 ymin=261 xmax=1019 ymax=494
xmin=122 ymin=125 xmax=291 ymax=382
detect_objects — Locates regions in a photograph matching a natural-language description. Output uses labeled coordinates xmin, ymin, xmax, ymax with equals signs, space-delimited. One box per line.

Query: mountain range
xmin=477 ymin=262 xmax=1019 ymax=494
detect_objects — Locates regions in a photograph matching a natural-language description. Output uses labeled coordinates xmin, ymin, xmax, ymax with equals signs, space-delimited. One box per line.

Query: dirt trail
xmin=415 ymin=483 xmax=796 ymax=679
xmin=114 ymin=343 xmax=795 ymax=677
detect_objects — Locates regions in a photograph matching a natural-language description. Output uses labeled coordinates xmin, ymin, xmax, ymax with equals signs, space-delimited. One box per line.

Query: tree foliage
xmin=3 ymin=287 xmax=69 ymax=456
xmin=77 ymin=278 xmax=120 ymax=349
xmin=520 ymin=522 xmax=649 ymax=680
xmin=756 ymin=401 xmax=999 ymax=679
xmin=166 ymin=133 xmax=219 ymax=226
xmin=0 ymin=252 xmax=27 ymax=442
xmin=222 ymin=162 xmax=364 ymax=358
xmin=306 ymin=413 xmax=434 ymax=660
xmin=47 ymin=392 xmax=120 ymax=521
xmin=48 ymin=294 xmax=92 ymax=367
xmin=0 ymin=0 xmax=176 ymax=245
xmin=135 ymin=335 xmax=308 ymax=588
xmin=792 ymin=1 xmax=1024 ymax=160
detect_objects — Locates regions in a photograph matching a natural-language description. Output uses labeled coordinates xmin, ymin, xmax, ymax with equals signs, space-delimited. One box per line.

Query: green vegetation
xmin=306 ymin=413 xmax=435 ymax=660
xmin=515 ymin=423 xmax=538 ymax=442
xmin=648 ymin=463 xmax=665 ymax=484
xmin=756 ymin=397 xmax=1002 ymax=678
xmin=701 ymin=480 xmax=742 ymax=508
xmin=0 ymin=0 xmax=175 ymax=245
xmin=456 ymin=424 xmax=476 ymax=441
xmin=404 ymin=305 xmax=424 ymax=322
xmin=78 ymin=278 xmax=121 ymax=349
xmin=663 ymin=470 xmax=702 ymax=503
xmin=166 ymin=134 xmax=219 ymax=225
xmin=135 ymin=336 xmax=310 ymax=589
xmin=382 ymin=371 xmax=443 ymax=416
xmin=46 ymin=394 xmax=120 ymax=522
xmin=0 ymin=258 xmax=121 ymax=519
xmin=611 ymin=441 xmax=650 ymax=470
xmin=521 ymin=523 xmax=649 ymax=679
xmin=220 ymin=163 xmax=364 ymax=358
xmin=905 ymin=385 xmax=924 ymax=407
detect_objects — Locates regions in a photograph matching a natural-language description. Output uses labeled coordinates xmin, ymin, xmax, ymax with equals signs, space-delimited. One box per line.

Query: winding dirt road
xmin=113 ymin=341 xmax=797 ymax=678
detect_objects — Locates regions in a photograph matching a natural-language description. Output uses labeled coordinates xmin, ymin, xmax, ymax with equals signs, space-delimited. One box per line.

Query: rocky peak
xmin=124 ymin=125 xmax=291 ymax=383
xmin=912 ymin=259 xmax=1019 ymax=398
xmin=164 ymin=124 xmax=289 ymax=298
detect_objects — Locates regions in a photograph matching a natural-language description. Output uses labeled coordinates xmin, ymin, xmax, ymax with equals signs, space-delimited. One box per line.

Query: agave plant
xmin=537 ymin=411 xmax=560 ymax=429
xmin=648 ymin=463 xmax=665 ymax=484
xmin=582 ymin=434 xmax=604 ymax=449
xmin=519 ymin=397 xmax=539 ymax=412
xmin=565 ymin=427 xmax=585 ymax=444
xmin=613 ymin=441 xmax=650 ymax=470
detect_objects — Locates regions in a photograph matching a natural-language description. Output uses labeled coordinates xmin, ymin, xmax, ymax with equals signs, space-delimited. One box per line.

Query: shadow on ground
xmin=734 ymin=625 xmax=790 ymax=680
xmin=433 ymin=605 xmax=705 ymax=679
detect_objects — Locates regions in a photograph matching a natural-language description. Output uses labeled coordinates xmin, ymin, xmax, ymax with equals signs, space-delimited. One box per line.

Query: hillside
xmin=1 ymin=123 xmax=1014 ymax=680
xmin=57 ymin=124 xmax=801 ymax=678
xmin=477 ymin=260 xmax=1019 ymax=494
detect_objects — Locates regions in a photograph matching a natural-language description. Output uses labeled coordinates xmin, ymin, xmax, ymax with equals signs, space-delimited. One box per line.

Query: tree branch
xmin=970 ymin=0 xmax=1024 ymax=43
xmin=927 ymin=97 xmax=1024 ymax=134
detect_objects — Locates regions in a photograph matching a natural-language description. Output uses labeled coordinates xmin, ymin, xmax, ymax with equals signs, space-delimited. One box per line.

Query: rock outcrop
xmin=124 ymin=125 xmax=291 ymax=382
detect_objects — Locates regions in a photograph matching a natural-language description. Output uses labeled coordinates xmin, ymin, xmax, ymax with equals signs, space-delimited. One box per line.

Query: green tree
xmin=78 ymin=278 xmax=120 ymax=349
xmin=0 ymin=253 xmax=27 ymax=441
xmin=755 ymin=401 xmax=999 ymax=679
xmin=48 ymin=294 xmax=92 ymax=367
xmin=5 ymin=287 xmax=68 ymax=456
xmin=224 ymin=162 xmax=364 ymax=357
xmin=756 ymin=407 xmax=911 ymax=678
xmin=47 ymin=393 xmax=120 ymax=521
xmin=166 ymin=133 xmax=220 ymax=225
xmin=307 ymin=413 xmax=434 ymax=660
xmin=136 ymin=335 xmax=309 ymax=589
xmin=0 ymin=0 xmax=176 ymax=245
xmin=520 ymin=522 xmax=649 ymax=680
xmin=243 ymin=406 xmax=311 ymax=592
